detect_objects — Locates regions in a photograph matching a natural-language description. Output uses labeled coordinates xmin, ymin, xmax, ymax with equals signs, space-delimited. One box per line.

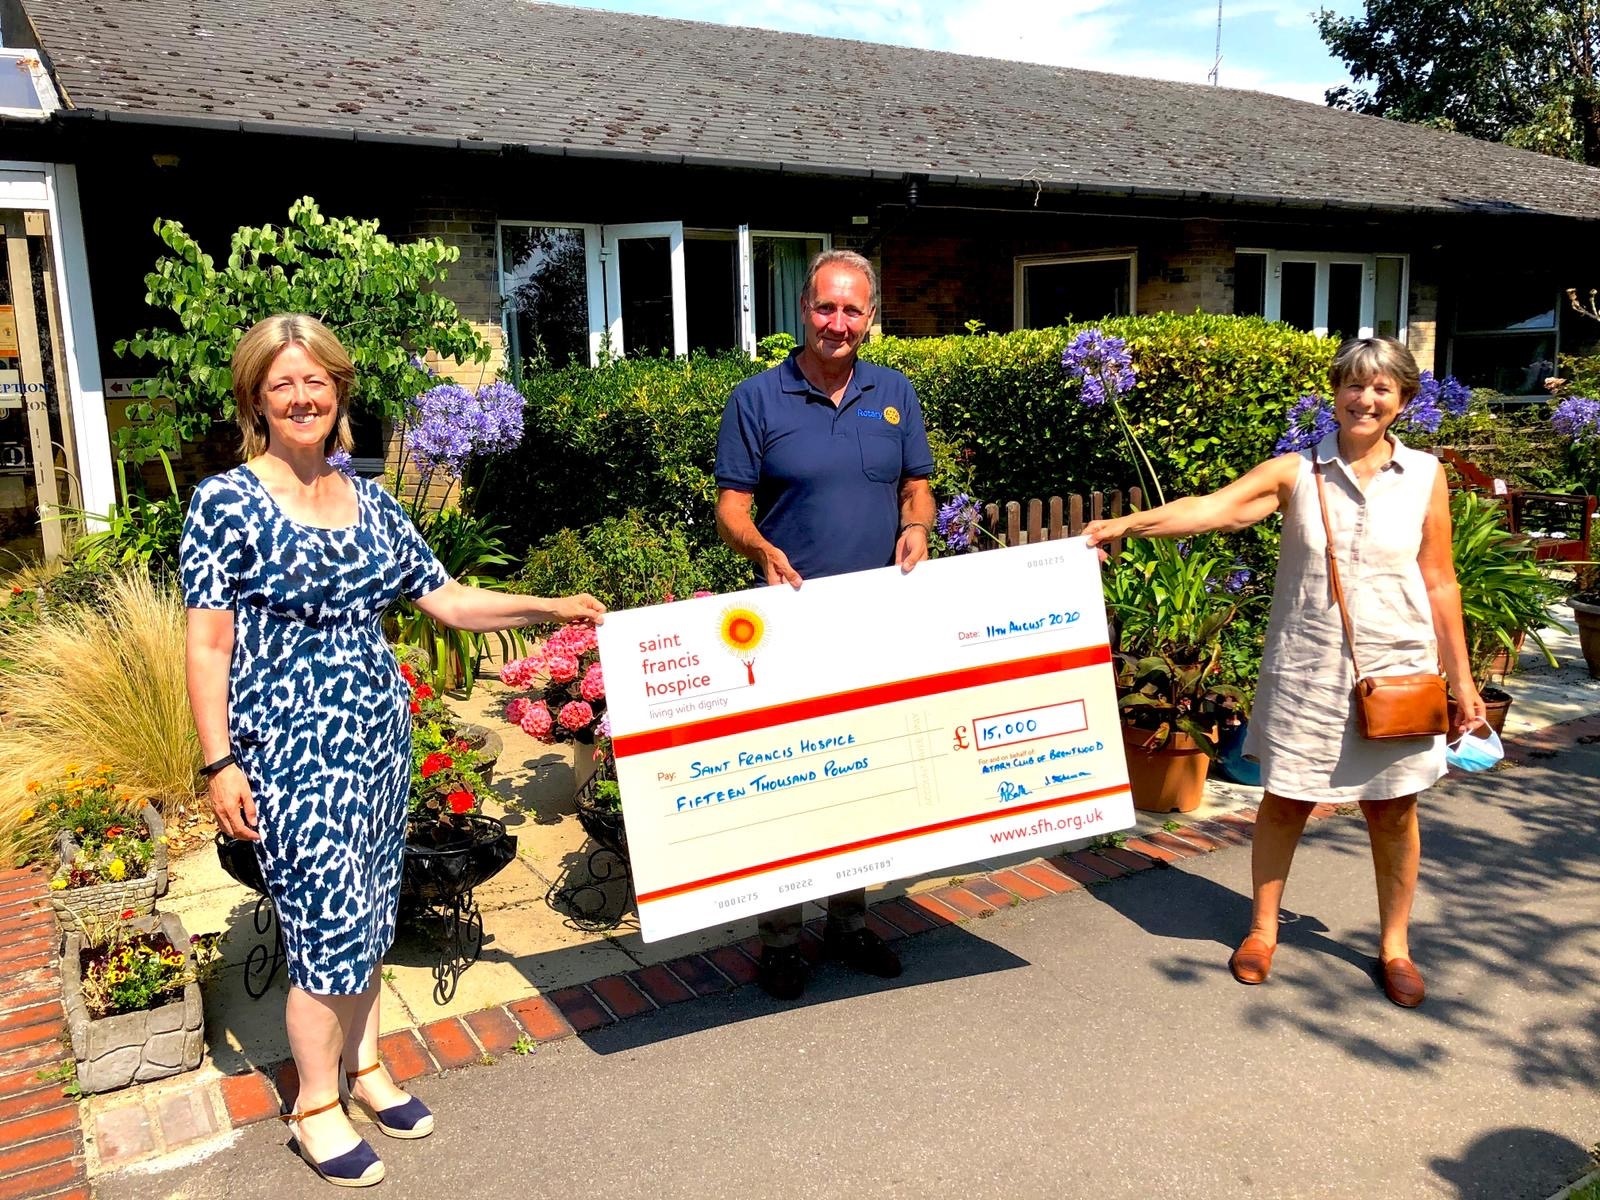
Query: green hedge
xmin=478 ymin=314 xmax=1337 ymax=562
xmin=864 ymin=312 xmax=1335 ymax=502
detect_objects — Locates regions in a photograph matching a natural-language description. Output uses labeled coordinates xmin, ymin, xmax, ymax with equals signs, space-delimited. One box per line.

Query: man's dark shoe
xmin=756 ymin=945 xmax=809 ymax=1000
xmin=823 ymin=926 xmax=903 ymax=979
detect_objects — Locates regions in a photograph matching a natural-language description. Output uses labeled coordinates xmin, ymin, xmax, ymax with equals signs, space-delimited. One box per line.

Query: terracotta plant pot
xmin=1572 ymin=599 xmax=1600 ymax=681
xmin=1121 ymin=725 xmax=1211 ymax=814
xmin=1481 ymin=686 xmax=1512 ymax=737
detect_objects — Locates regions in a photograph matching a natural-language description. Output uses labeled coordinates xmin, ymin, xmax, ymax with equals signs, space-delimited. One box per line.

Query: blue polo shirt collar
xmin=780 ymin=350 xmax=875 ymax=409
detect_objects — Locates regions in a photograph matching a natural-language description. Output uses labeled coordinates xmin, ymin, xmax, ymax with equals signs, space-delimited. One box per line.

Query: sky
xmin=547 ymin=0 xmax=1365 ymax=104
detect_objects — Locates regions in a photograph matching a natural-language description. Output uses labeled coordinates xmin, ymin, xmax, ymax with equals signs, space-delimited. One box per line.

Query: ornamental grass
xmin=0 ymin=570 xmax=198 ymax=868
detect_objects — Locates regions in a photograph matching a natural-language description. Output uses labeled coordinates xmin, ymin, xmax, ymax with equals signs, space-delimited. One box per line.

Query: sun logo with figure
xmin=719 ymin=605 xmax=767 ymax=685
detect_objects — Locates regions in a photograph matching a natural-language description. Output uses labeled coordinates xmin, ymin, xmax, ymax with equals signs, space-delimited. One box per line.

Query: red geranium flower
xmin=415 ymin=684 xmax=435 ymax=701
xmin=446 ymin=792 xmax=474 ymax=814
xmin=420 ymin=752 xmax=453 ymax=778
xmin=120 ymin=908 xmax=134 ymax=920
xmin=400 ymin=663 xmax=418 ymax=686
xmin=409 ymin=699 xmax=421 ymax=715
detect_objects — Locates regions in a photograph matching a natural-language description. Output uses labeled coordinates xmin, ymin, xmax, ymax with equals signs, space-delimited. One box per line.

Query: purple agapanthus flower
xmin=407 ymin=381 xmax=528 ymax=477
xmin=1061 ymin=330 xmax=1136 ymax=407
xmin=1396 ymin=370 xmax=1472 ymax=434
xmin=1224 ymin=567 xmax=1253 ymax=594
xmin=1275 ymin=393 xmax=1338 ymax=454
xmin=1552 ymin=396 xmax=1600 ymax=441
xmin=325 ymin=447 xmax=357 ymax=478
xmin=936 ymin=492 xmax=983 ymax=552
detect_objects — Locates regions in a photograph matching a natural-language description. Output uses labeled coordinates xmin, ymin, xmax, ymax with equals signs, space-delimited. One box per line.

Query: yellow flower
xmin=64 ymin=762 xmax=80 ymax=774
xmin=18 ymin=808 xmax=33 ymax=822
xmin=24 ymin=780 xmax=39 ymax=794
xmin=48 ymin=877 xmax=67 ymax=891
xmin=106 ymin=858 xmax=127 ymax=882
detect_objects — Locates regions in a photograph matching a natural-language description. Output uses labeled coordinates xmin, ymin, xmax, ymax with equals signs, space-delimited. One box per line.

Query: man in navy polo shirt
xmin=714 ymin=249 xmax=935 ymax=1000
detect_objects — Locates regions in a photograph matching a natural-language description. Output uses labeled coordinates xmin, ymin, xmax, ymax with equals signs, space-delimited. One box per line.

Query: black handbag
xmin=215 ymin=832 xmax=269 ymax=896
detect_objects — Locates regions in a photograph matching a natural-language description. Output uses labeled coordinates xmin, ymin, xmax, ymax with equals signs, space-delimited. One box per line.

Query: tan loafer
xmin=1380 ymin=957 xmax=1426 ymax=1007
xmin=1229 ymin=936 xmax=1276 ymax=985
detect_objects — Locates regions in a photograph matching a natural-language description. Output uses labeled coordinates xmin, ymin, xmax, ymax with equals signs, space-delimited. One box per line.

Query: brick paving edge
xmin=0 ymin=867 xmax=89 ymax=1198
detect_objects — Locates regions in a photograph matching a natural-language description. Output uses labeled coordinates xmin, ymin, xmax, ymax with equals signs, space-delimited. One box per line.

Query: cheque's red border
xmin=634 ymin=781 xmax=1129 ymax=906
xmin=613 ymin=643 xmax=1111 ymax=758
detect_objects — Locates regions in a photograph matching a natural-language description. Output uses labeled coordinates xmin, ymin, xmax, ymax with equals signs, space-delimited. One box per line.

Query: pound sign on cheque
xmin=952 ymin=725 xmax=971 ymax=751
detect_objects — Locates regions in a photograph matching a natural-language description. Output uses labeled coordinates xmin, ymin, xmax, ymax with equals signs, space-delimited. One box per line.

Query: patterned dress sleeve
xmin=371 ymin=484 xmax=451 ymax=600
xmin=179 ymin=475 xmax=245 ymax=611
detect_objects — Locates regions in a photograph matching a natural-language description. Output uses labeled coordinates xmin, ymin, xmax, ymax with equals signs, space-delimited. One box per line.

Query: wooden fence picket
xmin=980 ymin=487 xmax=1143 ymax=555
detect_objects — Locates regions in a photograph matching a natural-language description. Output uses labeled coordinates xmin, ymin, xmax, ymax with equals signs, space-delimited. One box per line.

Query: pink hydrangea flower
xmin=500 ymin=654 xmax=545 ymax=689
xmin=692 ymin=590 xmax=712 ymax=598
xmin=548 ymin=623 xmax=597 ymax=657
xmin=580 ymin=663 xmax=605 ymax=702
xmin=518 ymin=701 xmax=554 ymax=740
xmin=505 ymin=697 xmax=533 ymax=724
xmin=546 ymin=652 xmax=580 ymax=684
xmin=558 ymin=700 xmax=594 ymax=733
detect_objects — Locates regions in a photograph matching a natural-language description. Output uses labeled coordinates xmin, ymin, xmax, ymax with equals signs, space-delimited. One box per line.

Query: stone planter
xmin=61 ymin=910 xmax=204 ymax=1094
xmin=452 ymin=721 xmax=503 ymax=788
xmin=50 ymin=803 xmax=168 ymax=932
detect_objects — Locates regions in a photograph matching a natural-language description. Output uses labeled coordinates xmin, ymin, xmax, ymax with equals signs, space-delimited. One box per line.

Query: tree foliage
xmin=112 ymin=197 xmax=490 ymax=462
xmin=1318 ymin=0 xmax=1600 ymax=165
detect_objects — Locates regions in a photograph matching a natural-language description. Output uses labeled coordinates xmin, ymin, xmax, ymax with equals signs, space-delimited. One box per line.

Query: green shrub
xmin=483 ymin=316 xmax=1332 ymax=564
xmin=863 ymin=313 xmax=1335 ymax=502
xmin=514 ymin=510 xmax=747 ymax=614
xmin=480 ymin=353 xmax=762 ymax=558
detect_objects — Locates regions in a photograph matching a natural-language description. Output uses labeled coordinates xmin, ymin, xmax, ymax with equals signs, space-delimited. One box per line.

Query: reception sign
xmin=597 ymin=539 xmax=1134 ymax=941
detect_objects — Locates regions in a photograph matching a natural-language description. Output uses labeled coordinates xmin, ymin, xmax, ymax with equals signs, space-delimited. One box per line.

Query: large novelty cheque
xmin=597 ymin=538 xmax=1135 ymax=941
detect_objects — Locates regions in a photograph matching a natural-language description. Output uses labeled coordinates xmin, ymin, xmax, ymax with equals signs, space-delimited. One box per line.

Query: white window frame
xmin=496 ymin=220 xmax=605 ymax=366
xmin=499 ymin=221 xmax=831 ymax=366
xmin=738 ymin=229 xmax=833 ymax=355
xmin=1013 ymin=252 xmax=1138 ymax=329
xmin=1241 ymin=248 xmax=1410 ymax=341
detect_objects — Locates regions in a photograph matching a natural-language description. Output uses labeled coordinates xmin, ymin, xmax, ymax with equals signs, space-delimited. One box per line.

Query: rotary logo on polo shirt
xmin=883 ymin=406 xmax=901 ymax=426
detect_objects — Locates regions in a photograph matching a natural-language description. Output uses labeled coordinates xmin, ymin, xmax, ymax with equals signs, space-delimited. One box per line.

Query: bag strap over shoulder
xmin=1313 ymin=458 xmax=1364 ymax=683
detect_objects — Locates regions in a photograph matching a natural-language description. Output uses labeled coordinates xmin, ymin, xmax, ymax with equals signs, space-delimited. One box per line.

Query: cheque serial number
xmin=716 ymin=892 xmax=758 ymax=909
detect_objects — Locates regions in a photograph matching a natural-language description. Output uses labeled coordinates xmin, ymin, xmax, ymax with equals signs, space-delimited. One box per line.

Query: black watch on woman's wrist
xmin=199 ymin=753 xmax=236 ymax=779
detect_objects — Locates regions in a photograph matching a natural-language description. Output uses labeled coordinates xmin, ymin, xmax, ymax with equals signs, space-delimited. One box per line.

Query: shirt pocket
xmin=858 ymin=428 xmax=902 ymax=483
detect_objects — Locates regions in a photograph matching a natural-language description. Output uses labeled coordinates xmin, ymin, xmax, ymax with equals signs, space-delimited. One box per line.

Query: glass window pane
xmin=1022 ymin=258 xmax=1131 ymax=328
xmin=685 ymin=236 xmax=738 ymax=354
xmin=617 ymin=236 xmax=673 ymax=357
xmin=501 ymin=226 xmax=590 ymax=369
xmin=1456 ymin=281 xmax=1557 ymax=332
xmin=1327 ymin=262 xmax=1362 ymax=342
xmin=1233 ymin=253 xmax=1266 ymax=318
xmin=1279 ymin=261 xmax=1316 ymax=331
xmin=1450 ymin=333 xmax=1557 ymax=395
xmin=1374 ymin=257 xmax=1403 ymax=338
xmin=755 ymin=236 xmax=821 ymax=341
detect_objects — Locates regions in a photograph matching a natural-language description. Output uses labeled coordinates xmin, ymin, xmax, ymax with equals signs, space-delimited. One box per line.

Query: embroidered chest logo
xmin=857 ymin=408 xmax=883 ymax=420
xmin=882 ymin=406 xmax=902 ymax=426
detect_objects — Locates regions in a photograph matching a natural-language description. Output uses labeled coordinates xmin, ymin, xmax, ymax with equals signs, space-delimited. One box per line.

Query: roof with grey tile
xmin=19 ymin=0 xmax=1600 ymax=220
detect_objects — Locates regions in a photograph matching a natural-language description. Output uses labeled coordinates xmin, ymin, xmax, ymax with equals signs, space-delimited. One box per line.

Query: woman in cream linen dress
xmin=1083 ymin=336 xmax=1485 ymax=1009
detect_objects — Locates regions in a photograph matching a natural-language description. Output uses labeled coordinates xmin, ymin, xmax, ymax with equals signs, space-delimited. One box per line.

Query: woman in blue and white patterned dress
xmin=181 ymin=314 xmax=603 ymax=1188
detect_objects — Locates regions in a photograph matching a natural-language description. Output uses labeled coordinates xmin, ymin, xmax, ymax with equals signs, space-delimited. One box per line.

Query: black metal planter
xmin=546 ymin=772 xmax=633 ymax=932
xmin=400 ymin=814 xmax=517 ymax=1004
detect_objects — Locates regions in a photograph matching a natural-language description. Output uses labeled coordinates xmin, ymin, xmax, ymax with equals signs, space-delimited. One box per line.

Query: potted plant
xmin=1103 ymin=536 xmax=1256 ymax=811
xmin=500 ymin=620 xmax=607 ymax=790
xmin=60 ymin=908 xmax=222 ymax=1093
xmin=32 ymin=767 xmax=168 ymax=932
xmin=1450 ymin=491 xmax=1561 ymax=732
xmin=399 ymin=658 xmax=515 ymax=896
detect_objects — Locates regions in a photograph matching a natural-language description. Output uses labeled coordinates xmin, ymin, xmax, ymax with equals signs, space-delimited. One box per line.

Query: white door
xmin=601 ymin=222 xmax=686 ymax=358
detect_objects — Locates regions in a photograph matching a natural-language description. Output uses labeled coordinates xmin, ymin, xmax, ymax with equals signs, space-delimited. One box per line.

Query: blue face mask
xmin=1446 ymin=724 xmax=1504 ymax=773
